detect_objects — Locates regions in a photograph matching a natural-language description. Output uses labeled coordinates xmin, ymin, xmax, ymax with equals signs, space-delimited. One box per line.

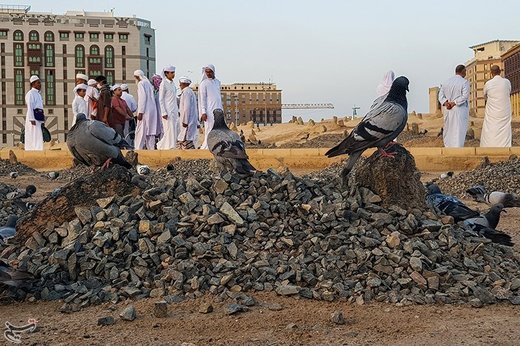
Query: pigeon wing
xmin=88 ymin=121 xmax=121 ymax=146
xmin=208 ymin=129 xmax=248 ymax=160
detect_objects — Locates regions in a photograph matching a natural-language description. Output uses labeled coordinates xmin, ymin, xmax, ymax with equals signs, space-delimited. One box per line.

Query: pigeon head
xmin=426 ymin=183 xmax=441 ymax=195
xmin=25 ymin=185 xmax=36 ymax=196
xmin=387 ymin=76 xmax=409 ymax=109
xmin=485 ymin=203 xmax=505 ymax=229
xmin=213 ymin=108 xmax=229 ymax=130
xmin=76 ymin=113 xmax=87 ymax=123
xmin=6 ymin=215 xmax=18 ymax=228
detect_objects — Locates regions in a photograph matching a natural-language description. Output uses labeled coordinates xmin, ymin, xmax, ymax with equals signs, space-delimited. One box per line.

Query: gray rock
xmin=153 ymin=301 xmax=168 ymax=318
xmin=220 ymin=202 xmax=245 ymax=225
xmin=275 ymin=285 xmax=300 ymax=296
xmin=97 ymin=316 xmax=116 ymax=326
xmin=198 ymin=303 xmax=214 ymax=314
xmin=224 ymin=303 xmax=247 ymax=315
xmin=120 ymin=304 xmax=137 ymax=321
xmin=331 ymin=310 xmax=346 ymax=325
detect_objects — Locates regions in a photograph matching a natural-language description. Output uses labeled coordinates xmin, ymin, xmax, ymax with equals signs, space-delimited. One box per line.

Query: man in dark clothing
xmin=95 ymin=75 xmax=111 ymax=125
xmin=110 ymin=84 xmax=133 ymax=137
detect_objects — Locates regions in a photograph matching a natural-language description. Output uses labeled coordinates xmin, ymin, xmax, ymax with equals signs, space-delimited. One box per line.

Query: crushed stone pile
xmin=0 ymin=158 xmax=38 ymax=176
xmin=438 ymin=157 xmax=520 ymax=198
xmin=0 ymin=182 xmax=30 ymax=226
xmin=1 ymin=167 xmax=519 ymax=309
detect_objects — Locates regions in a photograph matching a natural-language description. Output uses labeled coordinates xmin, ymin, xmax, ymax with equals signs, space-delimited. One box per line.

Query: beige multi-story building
xmin=465 ymin=40 xmax=519 ymax=117
xmin=0 ymin=5 xmax=155 ymax=147
xmin=502 ymin=43 xmax=520 ymax=117
xmin=192 ymin=83 xmax=282 ymax=125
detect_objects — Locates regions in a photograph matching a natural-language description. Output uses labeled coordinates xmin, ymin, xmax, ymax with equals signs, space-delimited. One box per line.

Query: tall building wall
xmin=0 ymin=8 xmax=155 ymax=147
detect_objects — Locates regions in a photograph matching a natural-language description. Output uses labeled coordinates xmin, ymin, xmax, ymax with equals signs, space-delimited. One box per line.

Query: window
xmin=106 ymin=70 xmax=114 ymax=85
xmin=0 ymin=30 xmax=7 ymax=39
xmin=105 ymin=45 xmax=114 ymax=68
xmin=45 ymin=69 xmax=55 ymax=105
xmin=144 ymin=34 xmax=151 ymax=45
xmin=89 ymin=32 xmax=99 ymax=41
xmin=74 ymin=32 xmax=84 ymax=41
xmin=90 ymin=45 xmax=99 ymax=55
xmin=44 ymin=31 xmax=54 ymax=42
xmin=119 ymin=33 xmax=128 ymax=42
xmin=75 ymin=45 xmax=85 ymax=68
xmin=28 ymin=56 xmax=41 ymax=64
xmin=45 ymin=44 xmax=54 ymax=67
xmin=29 ymin=30 xmax=39 ymax=42
xmin=89 ymin=70 xmax=102 ymax=78
xmin=59 ymin=31 xmax=69 ymax=41
xmin=14 ymin=43 xmax=23 ymax=67
xmin=14 ymin=69 xmax=24 ymax=105
xmin=28 ymin=43 xmax=41 ymax=50
xmin=88 ymin=57 xmax=102 ymax=64
xmin=13 ymin=30 xmax=23 ymax=41
xmin=104 ymin=33 xmax=114 ymax=41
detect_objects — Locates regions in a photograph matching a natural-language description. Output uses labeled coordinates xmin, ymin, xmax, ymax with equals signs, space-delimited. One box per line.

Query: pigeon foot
xmin=378 ymin=147 xmax=396 ymax=158
xmin=101 ymin=158 xmax=112 ymax=170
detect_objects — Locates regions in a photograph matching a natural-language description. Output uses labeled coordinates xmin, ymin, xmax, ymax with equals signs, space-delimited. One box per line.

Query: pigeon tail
xmin=466 ymin=185 xmax=487 ymax=202
xmin=325 ymin=136 xmax=359 ymax=157
xmin=478 ymin=226 xmax=514 ymax=246
xmin=232 ymin=158 xmax=256 ymax=175
xmin=340 ymin=151 xmax=362 ymax=185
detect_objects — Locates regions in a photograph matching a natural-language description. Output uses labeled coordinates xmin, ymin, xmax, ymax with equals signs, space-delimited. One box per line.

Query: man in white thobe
xmin=439 ymin=64 xmax=470 ymax=147
xmin=480 ymin=65 xmax=512 ymax=147
xmin=134 ymin=70 xmax=160 ymax=150
xmin=198 ymin=64 xmax=223 ymax=149
xmin=121 ymin=83 xmax=137 ymax=142
xmin=178 ymin=77 xmax=199 ymax=149
xmin=85 ymin=79 xmax=99 ymax=120
xmin=24 ymin=75 xmax=44 ymax=151
xmin=157 ymin=66 xmax=180 ymax=150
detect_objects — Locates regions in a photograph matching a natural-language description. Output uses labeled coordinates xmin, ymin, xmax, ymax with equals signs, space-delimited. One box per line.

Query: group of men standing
xmin=24 ymin=64 xmax=223 ymax=151
xmin=439 ymin=64 xmax=512 ymax=148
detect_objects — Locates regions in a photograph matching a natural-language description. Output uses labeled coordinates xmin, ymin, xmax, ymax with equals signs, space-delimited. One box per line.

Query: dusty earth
xmin=1 ymin=169 xmax=520 ymax=346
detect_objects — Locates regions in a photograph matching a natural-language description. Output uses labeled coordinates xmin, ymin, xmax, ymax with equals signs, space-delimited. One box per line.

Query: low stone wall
xmin=0 ymin=147 xmax=518 ymax=172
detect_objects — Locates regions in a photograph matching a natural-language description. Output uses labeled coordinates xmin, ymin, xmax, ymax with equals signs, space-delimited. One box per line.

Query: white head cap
xmin=110 ymin=84 xmax=121 ymax=91
xmin=201 ymin=64 xmax=216 ymax=82
xmin=76 ymin=73 xmax=88 ymax=81
xmin=74 ymin=84 xmax=88 ymax=93
xmin=134 ymin=70 xmax=145 ymax=79
xmin=87 ymin=79 xmax=97 ymax=86
xmin=121 ymin=84 xmax=129 ymax=91
xmin=29 ymin=75 xmax=40 ymax=84
xmin=179 ymin=77 xmax=192 ymax=84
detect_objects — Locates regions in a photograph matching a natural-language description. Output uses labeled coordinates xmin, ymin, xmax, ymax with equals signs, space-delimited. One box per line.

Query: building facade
xmin=502 ymin=43 xmax=520 ymax=117
xmin=465 ymin=40 xmax=519 ymax=117
xmin=192 ymin=83 xmax=282 ymax=125
xmin=0 ymin=5 xmax=155 ymax=147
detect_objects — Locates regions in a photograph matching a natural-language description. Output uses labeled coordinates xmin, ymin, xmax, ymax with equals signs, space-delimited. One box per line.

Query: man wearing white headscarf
xmin=376 ymin=70 xmax=395 ymax=97
xmin=72 ymin=83 xmax=88 ymax=127
xmin=157 ymin=66 xmax=179 ymax=149
xmin=178 ymin=77 xmax=198 ymax=149
xmin=121 ymin=84 xmax=137 ymax=143
xmin=134 ymin=70 xmax=160 ymax=149
xmin=198 ymin=64 xmax=222 ymax=149
xmin=85 ymin=79 xmax=99 ymax=120
xmin=24 ymin=75 xmax=44 ymax=151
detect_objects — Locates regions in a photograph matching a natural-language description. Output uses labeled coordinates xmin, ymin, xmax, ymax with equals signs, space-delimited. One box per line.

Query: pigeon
xmin=325 ymin=76 xmax=409 ymax=183
xmin=6 ymin=185 xmax=36 ymax=200
xmin=425 ymin=184 xmax=480 ymax=222
xmin=463 ymin=204 xmax=513 ymax=246
xmin=0 ymin=215 xmax=17 ymax=245
xmin=48 ymin=171 xmax=59 ymax=180
xmin=166 ymin=163 xmax=174 ymax=171
xmin=66 ymin=113 xmax=133 ymax=169
xmin=466 ymin=185 xmax=520 ymax=207
xmin=9 ymin=172 xmax=18 ymax=179
xmin=136 ymin=164 xmax=150 ymax=175
xmin=440 ymin=171 xmax=454 ymax=179
xmin=0 ymin=259 xmax=33 ymax=288
xmin=207 ymin=109 xmax=256 ymax=175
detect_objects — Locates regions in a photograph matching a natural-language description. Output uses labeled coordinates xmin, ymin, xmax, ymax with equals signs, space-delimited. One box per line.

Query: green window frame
xmin=14 ymin=69 xmax=24 ymax=105
xmin=14 ymin=43 xmax=23 ymax=67
xmin=105 ymin=45 xmax=114 ymax=68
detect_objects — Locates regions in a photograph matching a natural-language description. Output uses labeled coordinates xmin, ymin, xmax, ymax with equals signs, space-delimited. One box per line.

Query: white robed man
xmin=121 ymin=84 xmax=137 ymax=142
xmin=178 ymin=77 xmax=198 ymax=149
xmin=72 ymin=83 xmax=88 ymax=127
xmin=480 ymin=65 xmax=512 ymax=147
xmin=376 ymin=70 xmax=395 ymax=97
xmin=85 ymin=79 xmax=99 ymax=120
xmin=439 ymin=64 xmax=470 ymax=147
xmin=134 ymin=70 xmax=160 ymax=150
xmin=24 ymin=75 xmax=44 ymax=151
xmin=198 ymin=64 xmax=223 ymax=149
xmin=157 ymin=66 xmax=180 ymax=149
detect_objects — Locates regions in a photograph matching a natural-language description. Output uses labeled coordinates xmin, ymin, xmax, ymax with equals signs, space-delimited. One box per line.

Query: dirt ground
xmin=1 ymin=170 xmax=520 ymax=345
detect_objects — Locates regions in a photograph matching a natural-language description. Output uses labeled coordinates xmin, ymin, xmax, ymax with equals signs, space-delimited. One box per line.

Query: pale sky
xmin=10 ymin=0 xmax=519 ymax=121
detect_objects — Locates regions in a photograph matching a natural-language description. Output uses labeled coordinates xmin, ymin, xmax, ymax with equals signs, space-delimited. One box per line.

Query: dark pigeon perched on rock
xmin=67 ymin=113 xmax=132 ymax=169
xmin=466 ymin=185 xmax=520 ymax=207
xmin=425 ymin=184 xmax=479 ymax=222
xmin=207 ymin=109 xmax=256 ymax=175
xmin=325 ymin=76 xmax=409 ymax=184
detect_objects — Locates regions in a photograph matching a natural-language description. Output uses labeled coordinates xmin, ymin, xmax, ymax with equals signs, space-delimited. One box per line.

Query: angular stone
xmin=409 ymin=257 xmax=423 ymax=272
xmin=75 ymin=207 xmax=92 ymax=225
xmin=220 ymin=202 xmax=245 ymax=225
xmin=213 ymin=179 xmax=229 ymax=194
xmin=410 ymin=271 xmax=427 ymax=289
xmin=120 ymin=304 xmax=137 ymax=321
xmin=207 ymin=213 xmax=225 ymax=225
xmin=179 ymin=192 xmax=195 ymax=204
xmin=275 ymin=285 xmax=300 ymax=296
xmin=331 ymin=310 xmax=346 ymax=325
xmin=139 ymin=220 xmax=151 ymax=234
xmin=97 ymin=316 xmax=116 ymax=326
xmin=386 ymin=232 xmax=401 ymax=248
xmin=198 ymin=303 xmax=214 ymax=314
xmin=153 ymin=301 xmax=168 ymax=318
xmin=224 ymin=304 xmax=247 ymax=315
xmin=157 ymin=230 xmax=171 ymax=245
xmin=97 ymin=196 xmax=115 ymax=209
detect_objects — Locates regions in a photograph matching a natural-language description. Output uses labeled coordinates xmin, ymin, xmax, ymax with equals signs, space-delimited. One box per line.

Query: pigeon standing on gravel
xmin=425 ymin=184 xmax=480 ymax=222
xmin=66 ymin=113 xmax=133 ymax=169
xmin=463 ymin=204 xmax=513 ymax=246
xmin=325 ymin=76 xmax=409 ymax=183
xmin=6 ymin=185 xmax=36 ymax=200
xmin=47 ymin=171 xmax=59 ymax=180
xmin=9 ymin=172 xmax=18 ymax=179
xmin=207 ymin=109 xmax=256 ymax=175
xmin=0 ymin=215 xmax=17 ymax=245
xmin=466 ymin=185 xmax=520 ymax=207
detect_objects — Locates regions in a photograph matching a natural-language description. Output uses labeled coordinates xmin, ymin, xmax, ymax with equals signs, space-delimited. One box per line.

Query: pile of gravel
xmin=1 ymin=167 xmax=519 ymax=309
xmin=0 ymin=159 xmax=37 ymax=176
xmin=438 ymin=157 xmax=520 ymax=198
xmin=0 ymin=182 xmax=29 ymax=226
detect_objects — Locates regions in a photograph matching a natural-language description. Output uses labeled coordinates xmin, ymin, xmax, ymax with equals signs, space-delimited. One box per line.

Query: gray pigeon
xmin=463 ymin=204 xmax=513 ymax=246
xmin=466 ymin=185 xmax=520 ymax=207
xmin=325 ymin=76 xmax=409 ymax=184
xmin=0 ymin=215 xmax=17 ymax=245
xmin=9 ymin=172 xmax=18 ymax=179
xmin=48 ymin=171 xmax=59 ymax=180
xmin=425 ymin=184 xmax=479 ymax=222
xmin=6 ymin=185 xmax=36 ymax=200
xmin=66 ymin=114 xmax=132 ymax=169
xmin=207 ymin=109 xmax=256 ymax=175
xmin=0 ymin=258 xmax=33 ymax=288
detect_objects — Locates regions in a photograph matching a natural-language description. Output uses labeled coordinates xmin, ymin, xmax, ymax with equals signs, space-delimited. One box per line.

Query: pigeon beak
xmin=406 ymin=86 xmax=409 ymax=92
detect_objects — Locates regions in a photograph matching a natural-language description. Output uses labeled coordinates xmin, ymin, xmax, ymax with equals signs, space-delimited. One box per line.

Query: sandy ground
xmin=1 ymin=170 xmax=520 ymax=346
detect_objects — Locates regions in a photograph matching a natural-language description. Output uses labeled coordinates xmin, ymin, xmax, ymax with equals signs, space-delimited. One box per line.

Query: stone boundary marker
xmin=0 ymin=147 xmax=518 ymax=172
